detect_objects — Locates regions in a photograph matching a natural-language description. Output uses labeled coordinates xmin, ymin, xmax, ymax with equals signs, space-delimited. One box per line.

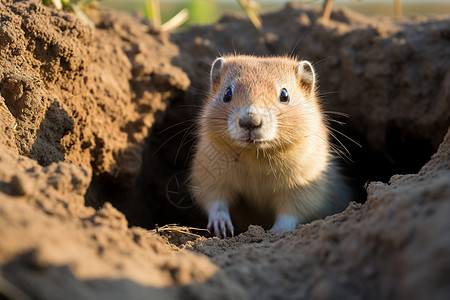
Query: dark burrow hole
xmin=85 ymin=90 xmax=438 ymax=234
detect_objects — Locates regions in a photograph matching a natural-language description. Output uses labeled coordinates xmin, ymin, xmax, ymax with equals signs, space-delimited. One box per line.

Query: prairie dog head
xmin=201 ymin=55 xmax=323 ymax=152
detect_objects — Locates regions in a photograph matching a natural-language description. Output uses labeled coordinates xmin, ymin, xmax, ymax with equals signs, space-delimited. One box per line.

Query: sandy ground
xmin=0 ymin=0 xmax=449 ymax=299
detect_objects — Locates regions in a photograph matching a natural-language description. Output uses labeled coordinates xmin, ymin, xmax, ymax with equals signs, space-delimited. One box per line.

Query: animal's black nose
xmin=239 ymin=114 xmax=262 ymax=130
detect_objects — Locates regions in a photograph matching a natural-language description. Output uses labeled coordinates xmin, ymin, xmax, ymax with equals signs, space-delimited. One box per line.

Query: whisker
xmin=263 ymin=149 xmax=277 ymax=178
xmin=326 ymin=119 xmax=347 ymax=126
xmin=296 ymin=126 xmax=353 ymax=164
xmin=316 ymin=91 xmax=339 ymax=97
xmin=153 ymin=127 xmax=190 ymax=157
xmin=157 ymin=119 xmax=195 ymax=135
xmin=327 ymin=125 xmax=362 ymax=148
xmin=175 ymin=124 xmax=196 ymax=163
xmin=206 ymin=117 xmax=229 ymax=122
xmin=176 ymin=104 xmax=204 ymax=109
xmin=327 ymin=130 xmax=350 ymax=155
xmin=184 ymin=137 xmax=198 ymax=166
xmin=188 ymin=86 xmax=208 ymax=93
xmin=323 ymin=111 xmax=351 ymax=118
xmin=329 ymin=143 xmax=353 ymax=164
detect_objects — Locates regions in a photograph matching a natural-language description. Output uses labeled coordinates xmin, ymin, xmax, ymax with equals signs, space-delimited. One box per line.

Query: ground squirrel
xmin=190 ymin=55 xmax=350 ymax=237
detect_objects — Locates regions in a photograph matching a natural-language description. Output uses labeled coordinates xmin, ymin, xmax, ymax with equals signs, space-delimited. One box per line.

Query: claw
xmin=228 ymin=223 xmax=234 ymax=237
xmin=207 ymin=202 xmax=234 ymax=238
xmin=214 ymin=221 xmax=220 ymax=237
xmin=208 ymin=218 xmax=234 ymax=238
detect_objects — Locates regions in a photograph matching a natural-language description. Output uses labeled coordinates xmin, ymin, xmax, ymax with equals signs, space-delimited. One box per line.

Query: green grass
xmin=188 ymin=0 xmax=219 ymax=25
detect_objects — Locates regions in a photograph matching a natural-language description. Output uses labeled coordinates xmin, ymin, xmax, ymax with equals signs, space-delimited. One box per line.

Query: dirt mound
xmin=0 ymin=0 xmax=189 ymax=190
xmin=0 ymin=144 xmax=227 ymax=299
xmin=0 ymin=0 xmax=449 ymax=299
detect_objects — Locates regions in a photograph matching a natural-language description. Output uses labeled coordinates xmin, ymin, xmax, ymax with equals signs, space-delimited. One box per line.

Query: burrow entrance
xmin=84 ymin=5 xmax=449 ymax=233
xmin=85 ymin=87 xmax=440 ymax=232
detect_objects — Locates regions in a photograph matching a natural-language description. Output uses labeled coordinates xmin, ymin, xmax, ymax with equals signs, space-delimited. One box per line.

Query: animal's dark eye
xmin=279 ymin=88 xmax=289 ymax=103
xmin=223 ymin=87 xmax=232 ymax=103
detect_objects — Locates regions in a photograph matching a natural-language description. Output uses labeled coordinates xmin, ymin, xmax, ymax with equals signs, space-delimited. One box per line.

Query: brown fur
xmin=190 ymin=55 xmax=350 ymax=237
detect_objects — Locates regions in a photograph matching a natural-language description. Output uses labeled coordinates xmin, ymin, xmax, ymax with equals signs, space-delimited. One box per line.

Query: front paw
xmin=269 ymin=214 xmax=299 ymax=234
xmin=207 ymin=212 xmax=234 ymax=238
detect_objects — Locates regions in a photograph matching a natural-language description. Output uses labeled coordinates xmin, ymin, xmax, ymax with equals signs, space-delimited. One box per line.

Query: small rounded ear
xmin=295 ymin=60 xmax=316 ymax=93
xmin=210 ymin=57 xmax=225 ymax=90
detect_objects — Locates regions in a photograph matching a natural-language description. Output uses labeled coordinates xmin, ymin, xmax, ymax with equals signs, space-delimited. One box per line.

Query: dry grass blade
xmin=160 ymin=8 xmax=189 ymax=32
xmin=51 ymin=0 xmax=62 ymax=10
xmin=322 ymin=0 xmax=333 ymax=21
xmin=149 ymin=0 xmax=161 ymax=30
xmin=148 ymin=0 xmax=189 ymax=33
xmin=394 ymin=0 xmax=403 ymax=19
xmin=150 ymin=224 xmax=209 ymax=238
xmin=237 ymin=0 xmax=262 ymax=30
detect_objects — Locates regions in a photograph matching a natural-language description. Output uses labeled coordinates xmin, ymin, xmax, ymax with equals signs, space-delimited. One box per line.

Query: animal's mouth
xmin=231 ymin=129 xmax=271 ymax=147
xmin=237 ymin=138 xmax=268 ymax=147
xmin=244 ymin=138 xmax=264 ymax=144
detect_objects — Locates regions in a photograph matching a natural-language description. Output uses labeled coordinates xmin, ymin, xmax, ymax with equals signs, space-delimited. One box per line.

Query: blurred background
xmin=100 ymin=0 xmax=450 ymax=25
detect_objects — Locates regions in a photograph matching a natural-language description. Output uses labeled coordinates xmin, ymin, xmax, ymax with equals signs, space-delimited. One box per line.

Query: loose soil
xmin=0 ymin=0 xmax=449 ymax=299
